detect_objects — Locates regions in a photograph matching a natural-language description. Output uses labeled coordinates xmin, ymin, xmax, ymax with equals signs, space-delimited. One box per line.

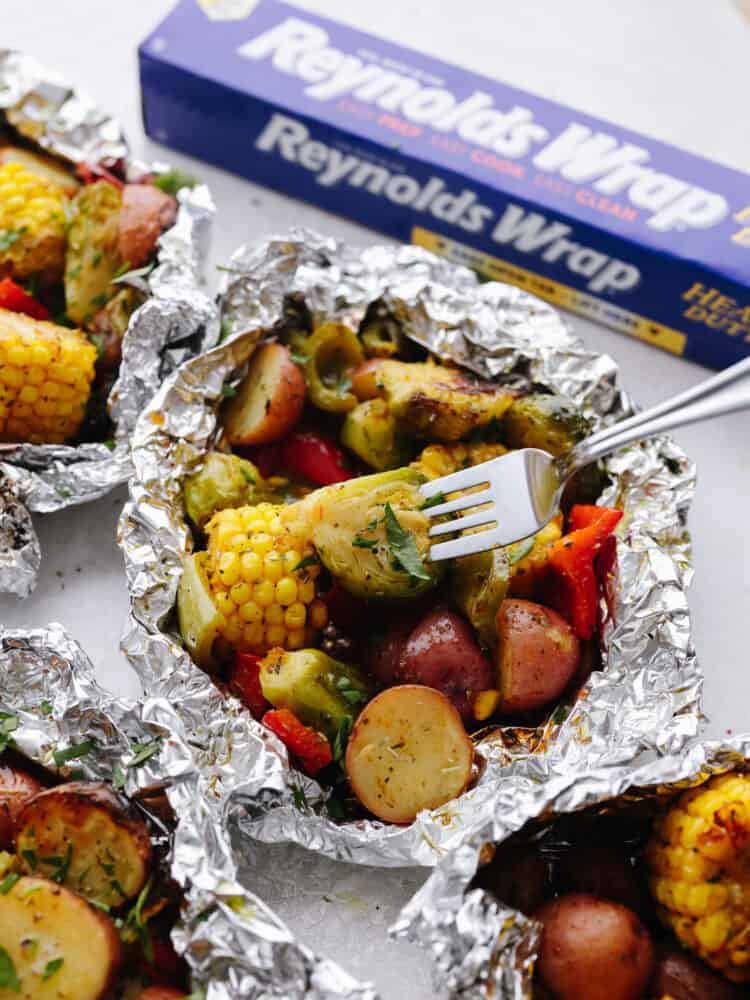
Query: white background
xmin=2 ymin=2 xmax=750 ymax=996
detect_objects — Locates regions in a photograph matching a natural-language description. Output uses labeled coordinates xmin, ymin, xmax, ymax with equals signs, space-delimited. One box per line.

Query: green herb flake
xmin=111 ymin=763 xmax=126 ymax=791
xmin=552 ymin=704 xmax=571 ymax=725
xmin=89 ymin=292 xmax=109 ymax=308
xmin=0 ymin=713 xmax=18 ymax=753
xmin=352 ymin=534 xmax=377 ymax=549
xmin=153 ymin=168 xmax=199 ymax=195
xmin=91 ymin=250 xmax=103 ymax=268
xmin=127 ymin=738 xmax=161 ymax=769
xmin=103 ymin=438 xmax=116 ymax=452
xmin=89 ymin=899 xmax=111 ymax=912
xmin=110 ymin=263 xmax=153 ymax=286
xmin=218 ymin=316 xmax=232 ymax=343
xmin=89 ymin=333 xmax=105 ymax=360
xmin=21 ymin=849 xmax=37 ymax=870
xmin=111 ymin=259 xmax=132 ymax=280
xmin=291 ymin=784 xmax=308 ymax=810
xmin=420 ymin=491 xmax=445 ymax=510
xmin=0 ymin=945 xmax=20 ymax=992
xmin=332 ymin=716 xmax=352 ymax=766
xmin=383 ymin=503 xmax=431 ymax=581
xmin=49 ymin=844 xmax=73 ymax=885
xmin=289 ymin=349 xmax=308 ymax=365
xmin=221 ymin=383 xmax=237 ymax=399
xmin=0 ymin=227 xmax=27 ymax=251
xmin=40 ymin=701 xmax=53 ymax=716
xmin=53 ymin=738 xmax=96 ymax=767
xmin=66 ymin=265 xmax=82 ymax=281
xmin=292 ymin=555 xmax=319 ymax=573
xmin=0 ymin=873 xmax=19 ymax=895
xmin=42 ymin=958 xmax=64 ymax=981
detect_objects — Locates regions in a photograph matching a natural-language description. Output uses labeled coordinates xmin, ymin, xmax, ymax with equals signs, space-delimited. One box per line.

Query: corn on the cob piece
xmin=647 ymin=772 xmax=750 ymax=982
xmin=0 ymin=162 xmax=68 ymax=285
xmin=0 ymin=308 xmax=96 ymax=444
xmin=205 ymin=502 xmax=329 ymax=656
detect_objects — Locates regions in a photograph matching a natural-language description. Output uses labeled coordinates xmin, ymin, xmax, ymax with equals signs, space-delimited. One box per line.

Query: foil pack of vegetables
xmin=0 ymin=50 xmax=216 ymax=596
xmin=395 ymin=735 xmax=750 ymax=998
xmin=118 ymin=227 xmax=701 ymax=899
xmin=0 ymin=619 xmax=377 ymax=999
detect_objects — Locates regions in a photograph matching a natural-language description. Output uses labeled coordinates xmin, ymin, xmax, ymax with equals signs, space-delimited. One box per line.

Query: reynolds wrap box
xmin=140 ymin=0 xmax=750 ymax=368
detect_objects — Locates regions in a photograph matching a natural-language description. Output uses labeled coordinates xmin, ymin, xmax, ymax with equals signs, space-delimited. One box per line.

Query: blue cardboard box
xmin=140 ymin=0 xmax=750 ymax=368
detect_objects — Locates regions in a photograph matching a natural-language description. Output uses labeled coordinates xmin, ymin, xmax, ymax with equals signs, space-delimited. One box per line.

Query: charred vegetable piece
xmin=15 ymin=782 xmax=153 ymax=908
xmin=259 ymin=648 xmax=371 ymax=742
xmin=360 ymin=360 xmax=516 ymax=442
xmin=0 ymin=161 xmax=68 ymax=285
xmin=223 ymin=343 xmax=306 ymax=446
xmin=176 ymin=552 xmax=223 ymax=671
xmin=340 ymin=398 xmax=412 ymax=471
xmin=536 ymin=893 xmax=655 ymax=1000
xmin=503 ymin=392 xmax=591 ymax=456
xmin=117 ymin=183 xmax=176 ymax=269
xmin=182 ymin=452 xmax=263 ymax=529
xmin=0 ymin=875 xmax=122 ymax=999
xmin=0 ymin=765 xmax=43 ymax=851
xmin=304 ymin=322 xmax=364 ymax=413
xmin=262 ymin=708 xmax=333 ymax=776
xmin=506 ymin=514 xmax=563 ymax=598
xmin=345 ymin=685 xmax=474 ymax=824
xmin=450 ymin=547 xmax=510 ymax=649
xmin=0 ymin=308 xmax=97 ymax=444
xmin=294 ymin=468 xmax=443 ymax=600
xmin=397 ymin=608 xmax=494 ymax=723
xmin=359 ymin=305 xmax=404 ymax=358
xmin=65 ymin=180 xmax=122 ymax=325
xmin=648 ymin=771 xmax=750 ymax=983
xmin=495 ymin=599 xmax=580 ymax=715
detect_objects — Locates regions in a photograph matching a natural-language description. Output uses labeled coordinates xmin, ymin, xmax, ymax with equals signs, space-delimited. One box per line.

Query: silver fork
xmin=420 ymin=355 xmax=750 ymax=562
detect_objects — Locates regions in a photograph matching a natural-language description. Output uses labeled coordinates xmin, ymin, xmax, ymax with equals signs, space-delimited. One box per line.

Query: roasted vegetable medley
xmin=177 ymin=307 xmax=620 ymax=824
xmin=0 ymin=135 xmax=193 ymax=444
xmin=474 ymin=770 xmax=750 ymax=998
xmin=0 ymin=748 xmax=187 ymax=999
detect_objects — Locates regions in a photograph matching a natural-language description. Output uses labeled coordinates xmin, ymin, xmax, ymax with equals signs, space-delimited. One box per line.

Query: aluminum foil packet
xmin=0 ymin=620 xmax=376 ymax=999
xmin=395 ymin=736 xmax=750 ymax=998
xmin=0 ymin=50 xmax=216 ymax=596
xmin=118 ymin=229 xmax=701 ymax=885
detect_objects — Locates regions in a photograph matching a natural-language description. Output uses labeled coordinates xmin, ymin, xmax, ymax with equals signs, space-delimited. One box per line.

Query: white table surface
xmin=3 ymin=1 xmax=750 ymax=996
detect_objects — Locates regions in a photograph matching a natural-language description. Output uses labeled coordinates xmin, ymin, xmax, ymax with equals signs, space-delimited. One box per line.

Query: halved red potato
xmin=0 ymin=875 xmax=122 ymax=999
xmin=223 ymin=343 xmax=306 ymax=446
xmin=345 ymin=684 xmax=474 ymax=824
xmin=118 ymin=183 xmax=177 ymax=268
xmin=0 ymin=764 xmax=44 ymax=851
xmin=15 ymin=782 xmax=152 ymax=908
xmin=496 ymin=599 xmax=580 ymax=715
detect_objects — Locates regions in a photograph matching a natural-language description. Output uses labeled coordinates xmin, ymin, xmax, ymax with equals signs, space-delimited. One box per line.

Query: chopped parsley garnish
xmin=40 ymin=701 xmax=53 ymax=716
xmin=352 ymin=534 xmax=377 ymax=549
xmin=66 ymin=264 xmax=82 ymax=280
xmin=153 ymin=168 xmax=199 ymax=195
xmin=420 ymin=491 xmax=445 ymax=510
xmin=111 ymin=259 xmax=132 ymax=280
xmin=291 ymin=784 xmax=308 ymax=810
xmin=124 ymin=875 xmax=155 ymax=962
xmin=0 ymin=946 xmax=19 ymax=991
xmin=21 ymin=849 xmax=37 ymax=870
xmin=0 ymin=713 xmax=18 ymax=754
xmin=552 ymin=704 xmax=571 ymax=725
xmin=42 ymin=958 xmax=64 ymax=981
xmin=91 ymin=250 xmax=103 ymax=268
xmin=89 ymin=292 xmax=109 ymax=308
xmin=221 ymin=382 xmax=237 ymax=398
xmin=332 ymin=716 xmax=352 ymax=766
xmin=89 ymin=333 xmax=105 ymax=360
xmin=218 ymin=316 xmax=233 ymax=342
xmin=508 ymin=537 xmax=535 ymax=566
xmin=334 ymin=676 xmax=367 ymax=708
xmin=383 ymin=503 xmax=431 ymax=581
xmin=0 ymin=227 xmax=27 ymax=251
xmin=48 ymin=844 xmax=73 ymax=885
xmin=127 ymin=738 xmax=162 ymax=769
xmin=53 ymin=738 xmax=96 ymax=767
xmin=110 ymin=262 xmax=153 ymax=286
xmin=103 ymin=438 xmax=116 ymax=452
xmin=289 ymin=349 xmax=308 ymax=365
xmin=239 ymin=465 xmax=255 ymax=485
xmin=0 ymin=873 xmax=19 ymax=894
xmin=111 ymin=763 xmax=126 ymax=791
xmin=292 ymin=554 xmax=319 ymax=572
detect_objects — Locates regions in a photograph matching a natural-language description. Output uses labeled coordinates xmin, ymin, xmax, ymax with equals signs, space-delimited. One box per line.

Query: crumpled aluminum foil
xmin=0 ymin=50 xmax=216 ymax=596
xmin=118 ymin=229 xmax=702 ymax=989
xmin=0 ymin=620 xmax=376 ymax=1000
xmin=396 ymin=735 xmax=750 ymax=998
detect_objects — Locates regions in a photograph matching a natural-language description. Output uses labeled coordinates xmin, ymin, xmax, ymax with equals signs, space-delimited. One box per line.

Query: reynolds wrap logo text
xmin=239 ymin=17 xmax=729 ymax=234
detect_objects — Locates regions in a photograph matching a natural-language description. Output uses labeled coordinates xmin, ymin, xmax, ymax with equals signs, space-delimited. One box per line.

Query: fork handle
xmin=562 ymin=355 xmax=750 ymax=474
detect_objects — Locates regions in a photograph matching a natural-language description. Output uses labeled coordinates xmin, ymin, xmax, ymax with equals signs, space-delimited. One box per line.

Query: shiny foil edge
xmin=0 ymin=620 xmax=376 ymax=1000
xmin=0 ymin=50 xmax=216 ymax=595
xmin=118 ymin=228 xmax=701 ymax=882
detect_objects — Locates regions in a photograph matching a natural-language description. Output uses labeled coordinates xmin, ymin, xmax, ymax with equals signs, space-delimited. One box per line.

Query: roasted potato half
xmin=0 ymin=875 xmax=122 ymax=999
xmin=15 ymin=782 xmax=152 ymax=907
xmin=0 ymin=764 xmax=44 ymax=851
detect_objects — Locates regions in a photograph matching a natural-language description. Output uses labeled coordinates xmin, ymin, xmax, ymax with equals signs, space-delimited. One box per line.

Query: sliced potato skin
xmin=223 ymin=343 xmax=305 ymax=446
xmin=0 ymin=765 xmax=44 ymax=851
xmin=15 ymin=782 xmax=152 ymax=907
xmin=0 ymin=875 xmax=122 ymax=999
xmin=345 ymin=684 xmax=474 ymax=824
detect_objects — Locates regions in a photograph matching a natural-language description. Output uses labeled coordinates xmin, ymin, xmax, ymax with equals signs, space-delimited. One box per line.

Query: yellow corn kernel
xmin=275 ymin=576 xmax=297 ymax=606
xmin=253 ymin=580 xmax=276 ymax=607
xmin=240 ymin=551 xmax=262 ymax=582
xmin=284 ymin=603 xmax=307 ymax=630
xmin=251 ymin=532 xmax=273 ymax=555
xmin=266 ymin=625 xmax=286 ymax=647
xmin=298 ymin=578 xmax=315 ymax=604
xmin=218 ymin=551 xmax=241 ymax=587
xmin=243 ymin=623 xmax=265 ymax=648
xmin=309 ymin=599 xmax=328 ymax=630
xmin=215 ymin=592 xmax=235 ymax=617
xmin=286 ymin=628 xmax=306 ymax=650
xmin=230 ymin=581 xmax=251 ymax=606
xmin=239 ymin=601 xmax=262 ymax=624
xmin=263 ymin=552 xmax=283 ymax=582
xmin=264 ymin=605 xmax=284 ymax=627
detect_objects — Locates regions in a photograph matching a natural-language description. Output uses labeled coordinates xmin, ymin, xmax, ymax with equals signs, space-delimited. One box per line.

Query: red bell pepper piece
xmin=229 ymin=652 xmax=269 ymax=720
xmin=547 ymin=504 xmax=623 ymax=639
xmin=75 ymin=161 xmax=125 ymax=190
xmin=279 ymin=431 xmax=353 ymax=486
xmin=262 ymin=708 xmax=333 ymax=776
xmin=0 ymin=278 xmax=49 ymax=320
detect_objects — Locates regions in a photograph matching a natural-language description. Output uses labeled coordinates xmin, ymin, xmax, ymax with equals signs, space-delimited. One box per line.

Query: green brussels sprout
xmin=259 ymin=648 xmax=372 ymax=742
xmin=450 ymin=547 xmax=510 ymax=649
xmin=340 ymin=399 xmax=412 ymax=471
xmin=503 ymin=393 xmax=591 ymax=456
xmin=292 ymin=468 xmax=444 ymax=600
xmin=183 ymin=452 xmax=262 ymax=529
